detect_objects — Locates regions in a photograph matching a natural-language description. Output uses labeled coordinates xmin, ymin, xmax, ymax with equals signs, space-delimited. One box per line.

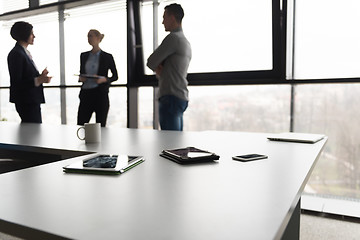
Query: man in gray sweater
xmin=147 ymin=3 xmax=192 ymax=131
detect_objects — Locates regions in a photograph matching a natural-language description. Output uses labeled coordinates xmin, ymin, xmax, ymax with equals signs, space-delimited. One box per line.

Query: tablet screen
xmin=63 ymin=155 xmax=144 ymax=174
xmin=83 ymin=155 xmax=118 ymax=168
xmin=166 ymin=147 xmax=213 ymax=159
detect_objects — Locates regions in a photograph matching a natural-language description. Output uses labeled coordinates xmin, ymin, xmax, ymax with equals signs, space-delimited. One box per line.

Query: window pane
xmin=0 ymin=88 xmax=61 ymax=124
xmin=183 ymin=85 xmax=290 ymax=132
xmin=294 ymin=84 xmax=360 ymax=199
xmin=0 ymin=89 xmax=19 ymax=122
xmin=107 ymin=87 xmax=127 ymax=127
xmin=143 ymin=0 xmax=273 ymax=74
xmin=294 ymin=0 xmax=360 ymax=79
xmin=0 ymin=20 xmax=13 ymax=87
xmin=138 ymin=86 xmax=290 ymax=132
xmin=64 ymin=0 xmax=127 ymax=86
xmin=42 ymin=88 xmax=61 ymax=124
xmin=0 ymin=0 xmax=28 ymax=14
xmin=141 ymin=2 xmax=154 ymax=75
xmin=65 ymin=88 xmax=79 ymax=125
xmin=138 ymin=87 xmax=154 ymax=129
xmin=30 ymin=13 xmax=60 ymax=86
xmin=40 ymin=0 xmax=58 ymax=5
xmin=0 ymin=13 xmax=60 ymax=87
xmin=65 ymin=87 xmax=127 ymax=127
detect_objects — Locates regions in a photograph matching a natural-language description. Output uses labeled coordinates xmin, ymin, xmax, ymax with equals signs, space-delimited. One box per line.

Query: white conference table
xmin=0 ymin=122 xmax=327 ymax=240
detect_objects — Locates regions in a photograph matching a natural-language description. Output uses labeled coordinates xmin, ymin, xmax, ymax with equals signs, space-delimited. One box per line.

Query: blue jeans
xmin=159 ymin=95 xmax=188 ymax=131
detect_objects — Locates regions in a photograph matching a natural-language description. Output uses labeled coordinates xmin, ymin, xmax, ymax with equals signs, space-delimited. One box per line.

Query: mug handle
xmin=77 ymin=127 xmax=85 ymax=140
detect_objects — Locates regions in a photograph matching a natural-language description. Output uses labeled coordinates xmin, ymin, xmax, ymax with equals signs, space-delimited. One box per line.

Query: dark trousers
xmin=77 ymin=88 xmax=109 ymax=127
xmin=15 ymin=103 xmax=42 ymax=123
xmin=159 ymin=95 xmax=188 ymax=131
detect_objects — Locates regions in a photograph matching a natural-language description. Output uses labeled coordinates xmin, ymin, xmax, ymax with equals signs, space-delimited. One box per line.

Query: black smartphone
xmin=232 ymin=154 xmax=268 ymax=162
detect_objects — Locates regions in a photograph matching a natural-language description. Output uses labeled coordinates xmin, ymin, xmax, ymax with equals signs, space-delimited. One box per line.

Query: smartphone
xmin=232 ymin=154 xmax=268 ymax=162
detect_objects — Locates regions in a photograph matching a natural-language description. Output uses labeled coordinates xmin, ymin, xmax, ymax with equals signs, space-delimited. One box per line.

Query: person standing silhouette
xmin=77 ymin=29 xmax=118 ymax=127
xmin=7 ymin=21 xmax=52 ymax=123
xmin=147 ymin=4 xmax=192 ymax=131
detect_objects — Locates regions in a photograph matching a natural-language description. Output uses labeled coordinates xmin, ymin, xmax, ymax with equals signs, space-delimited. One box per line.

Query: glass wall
xmin=139 ymin=84 xmax=291 ymax=133
xmin=63 ymin=0 xmax=127 ymax=85
xmin=138 ymin=87 xmax=154 ymax=129
xmin=0 ymin=12 xmax=60 ymax=87
xmin=143 ymin=0 xmax=273 ymax=74
xmin=0 ymin=21 xmax=13 ymax=87
xmin=66 ymin=87 xmax=127 ymax=127
xmin=0 ymin=89 xmax=18 ymax=121
xmin=294 ymin=0 xmax=360 ymax=79
xmin=0 ymin=0 xmax=28 ymax=14
xmin=0 ymin=12 xmax=60 ymax=123
xmin=294 ymin=84 xmax=360 ymax=199
xmin=63 ymin=0 xmax=127 ymax=126
xmin=184 ymin=85 xmax=290 ymax=132
xmin=0 ymin=0 xmax=127 ymax=125
xmin=291 ymin=0 xmax=360 ymax=202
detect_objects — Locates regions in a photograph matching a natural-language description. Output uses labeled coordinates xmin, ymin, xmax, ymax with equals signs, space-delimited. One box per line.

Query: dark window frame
xmin=128 ymin=0 xmax=285 ymax=87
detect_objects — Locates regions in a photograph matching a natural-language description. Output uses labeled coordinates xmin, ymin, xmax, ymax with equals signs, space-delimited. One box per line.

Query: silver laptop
xmin=267 ymin=132 xmax=325 ymax=144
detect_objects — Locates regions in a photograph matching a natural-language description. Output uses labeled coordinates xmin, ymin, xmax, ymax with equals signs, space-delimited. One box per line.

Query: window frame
xmin=129 ymin=0 xmax=284 ymax=87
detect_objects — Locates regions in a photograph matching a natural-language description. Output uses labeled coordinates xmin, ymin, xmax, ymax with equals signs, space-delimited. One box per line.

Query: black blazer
xmin=7 ymin=43 xmax=45 ymax=104
xmin=80 ymin=50 xmax=118 ymax=93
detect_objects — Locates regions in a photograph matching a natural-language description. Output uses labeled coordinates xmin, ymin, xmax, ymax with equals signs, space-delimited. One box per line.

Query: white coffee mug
xmin=77 ymin=123 xmax=101 ymax=143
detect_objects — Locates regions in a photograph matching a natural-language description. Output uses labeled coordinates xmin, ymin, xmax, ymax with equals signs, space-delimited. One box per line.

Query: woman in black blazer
xmin=7 ymin=21 xmax=52 ymax=123
xmin=77 ymin=29 xmax=118 ymax=127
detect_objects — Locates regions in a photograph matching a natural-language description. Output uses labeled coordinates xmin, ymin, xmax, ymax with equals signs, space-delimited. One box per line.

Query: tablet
xmin=63 ymin=154 xmax=144 ymax=175
xmin=160 ymin=147 xmax=219 ymax=164
xmin=74 ymin=74 xmax=105 ymax=79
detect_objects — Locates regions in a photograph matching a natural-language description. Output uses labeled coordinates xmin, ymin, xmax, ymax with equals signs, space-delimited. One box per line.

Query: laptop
xmin=267 ymin=132 xmax=325 ymax=144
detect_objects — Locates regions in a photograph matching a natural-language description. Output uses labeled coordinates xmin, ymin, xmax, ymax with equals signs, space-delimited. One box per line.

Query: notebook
xmin=267 ymin=132 xmax=325 ymax=144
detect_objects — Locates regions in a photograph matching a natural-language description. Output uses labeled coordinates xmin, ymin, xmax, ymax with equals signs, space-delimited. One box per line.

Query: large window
xmin=184 ymin=85 xmax=290 ymax=132
xmin=0 ymin=12 xmax=60 ymax=87
xmin=0 ymin=89 xmax=18 ymax=122
xmin=289 ymin=0 xmax=360 ymax=211
xmin=170 ymin=0 xmax=272 ymax=73
xmin=293 ymin=0 xmax=360 ymax=79
xmin=63 ymin=0 xmax=128 ymax=126
xmin=0 ymin=12 xmax=60 ymax=123
xmin=64 ymin=0 xmax=127 ymax=85
xmin=0 ymin=0 xmax=28 ymax=14
xmin=0 ymin=21 xmax=14 ymax=87
xmin=294 ymin=84 xmax=360 ymax=199
xmin=0 ymin=0 xmax=127 ymax=125
xmin=66 ymin=87 xmax=127 ymax=127
xmin=141 ymin=0 xmax=278 ymax=83
xmin=138 ymin=87 xmax=154 ymax=129
xmin=64 ymin=1 xmax=127 ymax=127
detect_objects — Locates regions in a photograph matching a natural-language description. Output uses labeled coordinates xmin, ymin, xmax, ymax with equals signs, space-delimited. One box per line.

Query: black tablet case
xmin=160 ymin=147 xmax=219 ymax=164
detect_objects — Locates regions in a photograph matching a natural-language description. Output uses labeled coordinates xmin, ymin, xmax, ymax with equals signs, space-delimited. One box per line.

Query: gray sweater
xmin=147 ymin=28 xmax=192 ymax=101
